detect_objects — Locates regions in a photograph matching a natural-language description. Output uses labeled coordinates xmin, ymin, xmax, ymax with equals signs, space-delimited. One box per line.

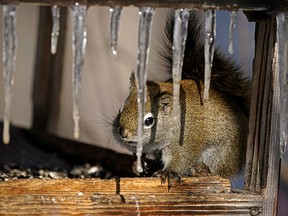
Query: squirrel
xmin=113 ymin=10 xmax=250 ymax=188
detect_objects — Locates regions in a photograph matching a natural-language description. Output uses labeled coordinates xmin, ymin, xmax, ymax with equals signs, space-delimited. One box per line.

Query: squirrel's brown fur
xmin=113 ymin=10 xmax=250 ymax=183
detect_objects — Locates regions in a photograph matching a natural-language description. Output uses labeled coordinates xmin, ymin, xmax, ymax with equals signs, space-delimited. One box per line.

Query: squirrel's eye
xmin=144 ymin=113 xmax=154 ymax=129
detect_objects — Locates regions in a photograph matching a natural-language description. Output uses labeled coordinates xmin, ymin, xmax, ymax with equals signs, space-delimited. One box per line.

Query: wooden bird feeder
xmin=0 ymin=0 xmax=285 ymax=215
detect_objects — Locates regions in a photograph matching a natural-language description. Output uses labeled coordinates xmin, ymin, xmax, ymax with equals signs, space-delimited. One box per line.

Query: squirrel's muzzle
xmin=119 ymin=127 xmax=132 ymax=139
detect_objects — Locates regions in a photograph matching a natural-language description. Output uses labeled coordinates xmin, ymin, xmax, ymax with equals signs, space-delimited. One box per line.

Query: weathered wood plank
xmin=244 ymin=15 xmax=280 ymax=216
xmin=0 ymin=176 xmax=231 ymax=194
xmin=0 ymin=177 xmax=263 ymax=215
xmin=262 ymin=23 xmax=281 ymax=216
xmin=1 ymin=0 xmax=288 ymax=11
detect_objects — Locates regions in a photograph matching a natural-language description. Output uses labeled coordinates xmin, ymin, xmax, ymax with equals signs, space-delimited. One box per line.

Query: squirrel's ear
xmin=160 ymin=94 xmax=173 ymax=115
xmin=129 ymin=72 xmax=136 ymax=91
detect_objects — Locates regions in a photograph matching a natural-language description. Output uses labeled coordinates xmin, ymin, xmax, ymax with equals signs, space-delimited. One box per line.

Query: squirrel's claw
xmin=153 ymin=170 xmax=181 ymax=191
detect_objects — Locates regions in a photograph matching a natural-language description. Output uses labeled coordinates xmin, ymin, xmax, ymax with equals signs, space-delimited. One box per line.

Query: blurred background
xmin=0 ymin=5 xmax=286 ymax=214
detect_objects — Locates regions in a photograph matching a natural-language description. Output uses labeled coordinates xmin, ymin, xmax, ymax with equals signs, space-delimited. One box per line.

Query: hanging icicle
xmin=135 ymin=7 xmax=155 ymax=173
xmin=172 ymin=9 xmax=189 ymax=118
xmin=203 ymin=10 xmax=216 ymax=100
xmin=109 ymin=6 xmax=122 ymax=60
xmin=2 ymin=5 xmax=18 ymax=144
xmin=228 ymin=11 xmax=237 ymax=55
xmin=277 ymin=13 xmax=288 ymax=158
xmin=71 ymin=4 xmax=88 ymax=139
xmin=51 ymin=5 xmax=60 ymax=55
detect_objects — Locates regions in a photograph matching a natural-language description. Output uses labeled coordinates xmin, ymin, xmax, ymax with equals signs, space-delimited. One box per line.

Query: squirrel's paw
xmin=153 ymin=170 xmax=181 ymax=191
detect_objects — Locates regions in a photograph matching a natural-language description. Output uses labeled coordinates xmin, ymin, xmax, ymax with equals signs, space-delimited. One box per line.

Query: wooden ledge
xmin=0 ymin=176 xmax=263 ymax=215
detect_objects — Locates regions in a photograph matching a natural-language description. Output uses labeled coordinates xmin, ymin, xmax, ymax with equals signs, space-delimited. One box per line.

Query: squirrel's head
xmin=113 ymin=73 xmax=175 ymax=153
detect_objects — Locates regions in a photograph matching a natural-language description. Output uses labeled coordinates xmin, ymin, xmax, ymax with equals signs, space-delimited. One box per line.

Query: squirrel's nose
xmin=119 ymin=127 xmax=132 ymax=139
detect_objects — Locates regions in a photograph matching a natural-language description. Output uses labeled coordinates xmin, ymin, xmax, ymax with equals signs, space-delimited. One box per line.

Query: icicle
xmin=109 ymin=6 xmax=122 ymax=60
xmin=203 ymin=10 xmax=216 ymax=100
xmin=135 ymin=7 xmax=155 ymax=173
xmin=277 ymin=13 xmax=288 ymax=158
xmin=51 ymin=5 xmax=60 ymax=55
xmin=71 ymin=4 xmax=88 ymax=139
xmin=172 ymin=9 xmax=189 ymax=118
xmin=2 ymin=5 xmax=18 ymax=144
xmin=228 ymin=11 xmax=237 ymax=55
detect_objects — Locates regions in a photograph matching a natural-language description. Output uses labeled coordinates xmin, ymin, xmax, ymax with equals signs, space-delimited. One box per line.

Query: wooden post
xmin=244 ymin=16 xmax=281 ymax=215
xmin=32 ymin=6 xmax=67 ymax=132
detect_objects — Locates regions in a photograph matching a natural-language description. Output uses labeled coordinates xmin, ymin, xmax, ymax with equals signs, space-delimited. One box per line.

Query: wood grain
xmin=244 ymin=16 xmax=280 ymax=216
xmin=0 ymin=177 xmax=263 ymax=215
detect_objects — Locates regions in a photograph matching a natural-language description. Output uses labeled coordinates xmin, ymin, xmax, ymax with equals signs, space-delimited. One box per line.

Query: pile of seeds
xmin=0 ymin=163 xmax=113 ymax=181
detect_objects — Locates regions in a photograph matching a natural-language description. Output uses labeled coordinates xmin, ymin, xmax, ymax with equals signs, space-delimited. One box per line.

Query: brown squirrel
xmin=113 ymin=11 xmax=250 ymax=187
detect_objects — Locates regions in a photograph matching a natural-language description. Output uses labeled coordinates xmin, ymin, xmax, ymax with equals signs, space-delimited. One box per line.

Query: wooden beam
xmin=0 ymin=177 xmax=263 ymax=215
xmin=0 ymin=0 xmax=273 ymax=11
xmin=1 ymin=0 xmax=288 ymax=11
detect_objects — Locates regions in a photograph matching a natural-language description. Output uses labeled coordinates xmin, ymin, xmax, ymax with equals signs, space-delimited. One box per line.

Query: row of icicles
xmin=1 ymin=4 xmax=287 ymax=172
